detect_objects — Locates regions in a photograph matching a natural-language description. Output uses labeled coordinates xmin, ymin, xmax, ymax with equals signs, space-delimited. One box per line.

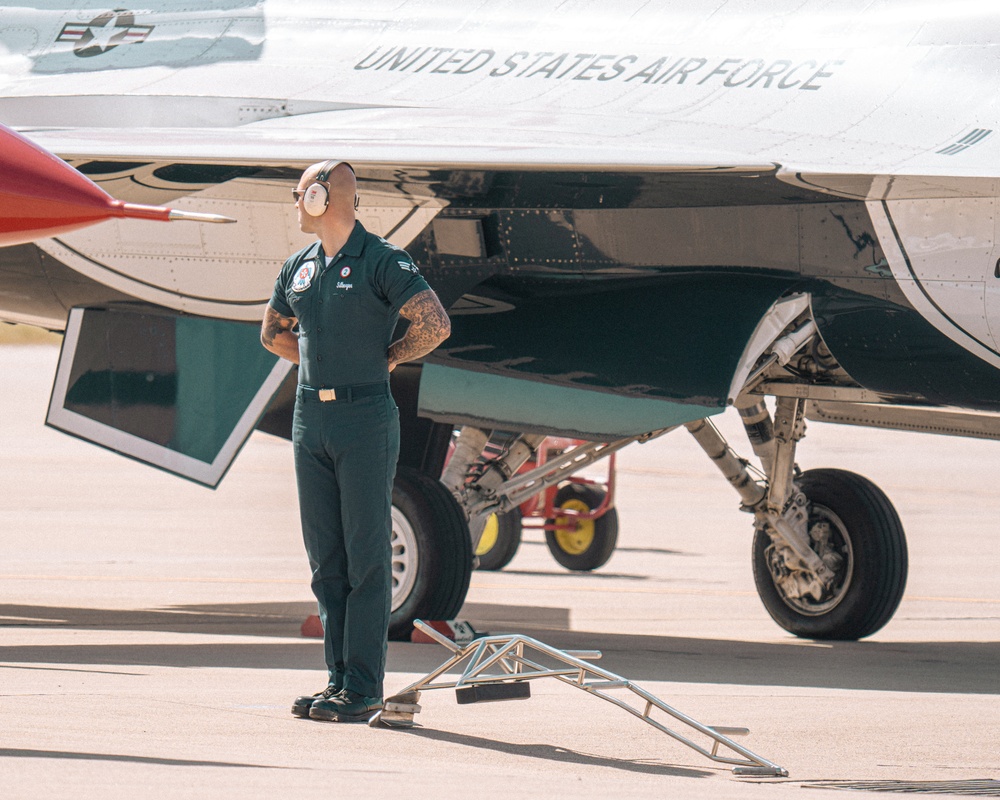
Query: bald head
xmin=300 ymin=160 xmax=357 ymax=216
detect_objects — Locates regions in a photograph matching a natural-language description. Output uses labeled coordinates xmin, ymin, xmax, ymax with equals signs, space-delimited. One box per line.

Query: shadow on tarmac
xmin=497 ymin=569 xmax=650 ymax=580
xmin=396 ymin=728 xmax=715 ymax=779
xmin=1 ymin=601 xmax=996 ymax=695
xmin=518 ymin=539 xmax=689 ymax=557
xmin=0 ymin=601 xmax=314 ymax=637
xmin=0 ymin=748 xmax=295 ymax=770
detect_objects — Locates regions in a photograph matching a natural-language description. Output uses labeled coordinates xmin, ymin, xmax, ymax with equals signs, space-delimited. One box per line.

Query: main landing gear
xmin=687 ymin=396 xmax=908 ymax=640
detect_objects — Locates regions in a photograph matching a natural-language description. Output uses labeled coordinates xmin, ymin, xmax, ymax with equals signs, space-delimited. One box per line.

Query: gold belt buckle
xmin=318 ymin=388 xmax=337 ymax=402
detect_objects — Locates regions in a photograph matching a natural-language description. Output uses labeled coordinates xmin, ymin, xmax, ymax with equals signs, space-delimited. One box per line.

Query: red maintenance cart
xmin=473 ymin=436 xmax=620 ymax=572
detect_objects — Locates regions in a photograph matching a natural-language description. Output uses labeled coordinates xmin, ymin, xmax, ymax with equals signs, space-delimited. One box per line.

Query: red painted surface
xmin=0 ymin=123 xmax=171 ymax=246
xmin=300 ymin=614 xmax=324 ymax=638
xmin=409 ymin=620 xmax=456 ymax=643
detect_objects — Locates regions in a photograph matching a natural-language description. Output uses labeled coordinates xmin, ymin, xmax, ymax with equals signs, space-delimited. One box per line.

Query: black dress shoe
xmin=309 ymin=690 xmax=383 ymax=722
xmin=292 ymin=685 xmax=341 ymax=718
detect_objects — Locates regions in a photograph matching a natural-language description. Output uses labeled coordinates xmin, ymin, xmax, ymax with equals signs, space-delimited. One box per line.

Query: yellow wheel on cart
xmin=545 ymin=484 xmax=618 ymax=571
xmin=474 ymin=508 xmax=522 ymax=571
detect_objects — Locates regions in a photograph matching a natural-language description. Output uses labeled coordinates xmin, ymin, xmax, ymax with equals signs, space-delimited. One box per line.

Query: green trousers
xmin=292 ymin=385 xmax=399 ymax=698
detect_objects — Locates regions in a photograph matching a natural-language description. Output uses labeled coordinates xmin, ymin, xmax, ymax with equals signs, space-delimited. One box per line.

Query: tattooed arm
xmin=260 ymin=305 xmax=300 ymax=364
xmin=388 ymin=289 xmax=451 ymax=372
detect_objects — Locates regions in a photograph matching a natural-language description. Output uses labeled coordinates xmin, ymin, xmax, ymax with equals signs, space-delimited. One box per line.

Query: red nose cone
xmin=0 ymin=123 xmax=126 ymax=246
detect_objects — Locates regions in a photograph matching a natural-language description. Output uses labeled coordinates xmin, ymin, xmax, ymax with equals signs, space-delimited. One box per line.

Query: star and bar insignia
xmin=56 ymin=11 xmax=153 ymax=57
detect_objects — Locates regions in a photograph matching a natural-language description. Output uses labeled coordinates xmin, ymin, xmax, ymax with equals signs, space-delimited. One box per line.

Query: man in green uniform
xmin=261 ymin=160 xmax=451 ymax=722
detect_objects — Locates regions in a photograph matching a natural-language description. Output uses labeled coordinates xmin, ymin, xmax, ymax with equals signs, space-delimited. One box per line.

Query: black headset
xmin=301 ymin=160 xmax=358 ymax=217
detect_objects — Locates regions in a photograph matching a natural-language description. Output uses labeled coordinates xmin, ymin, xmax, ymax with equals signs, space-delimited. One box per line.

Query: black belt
xmin=297 ymin=382 xmax=389 ymax=402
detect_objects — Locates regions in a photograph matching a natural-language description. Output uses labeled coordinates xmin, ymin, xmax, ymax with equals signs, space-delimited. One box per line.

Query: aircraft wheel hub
xmin=767 ymin=504 xmax=854 ymax=615
xmin=390 ymin=506 xmax=418 ymax=613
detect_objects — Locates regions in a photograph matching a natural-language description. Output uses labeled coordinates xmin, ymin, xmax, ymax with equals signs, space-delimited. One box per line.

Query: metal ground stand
xmin=370 ymin=620 xmax=789 ymax=778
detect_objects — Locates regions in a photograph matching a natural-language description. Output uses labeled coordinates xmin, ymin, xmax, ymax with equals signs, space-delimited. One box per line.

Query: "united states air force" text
xmin=355 ymin=47 xmax=844 ymax=90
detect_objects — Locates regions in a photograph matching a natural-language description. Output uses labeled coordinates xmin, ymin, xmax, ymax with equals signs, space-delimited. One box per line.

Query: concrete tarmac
xmin=1 ymin=344 xmax=997 ymax=799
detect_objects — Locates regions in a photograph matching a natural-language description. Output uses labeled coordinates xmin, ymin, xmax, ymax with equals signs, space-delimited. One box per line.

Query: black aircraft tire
xmin=545 ymin=483 xmax=619 ymax=572
xmin=475 ymin=508 xmax=522 ymax=571
xmin=388 ymin=466 xmax=473 ymax=640
xmin=752 ymin=468 xmax=908 ymax=641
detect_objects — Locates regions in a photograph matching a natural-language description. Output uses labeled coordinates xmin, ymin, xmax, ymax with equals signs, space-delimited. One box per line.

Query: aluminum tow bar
xmin=370 ymin=620 xmax=789 ymax=778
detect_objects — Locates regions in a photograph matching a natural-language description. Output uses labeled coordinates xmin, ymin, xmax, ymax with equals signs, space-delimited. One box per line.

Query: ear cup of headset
xmin=302 ymin=182 xmax=329 ymax=216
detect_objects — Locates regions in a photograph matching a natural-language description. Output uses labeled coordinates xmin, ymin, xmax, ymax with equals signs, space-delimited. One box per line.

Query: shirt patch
xmin=291 ymin=261 xmax=317 ymax=292
xmin=398 ymin=260 xmax=419 ymax=274
xmin=340 ymin=266 xmax=352 ymax=278
xmin=336 ymin=281 xmax=353 ymax=290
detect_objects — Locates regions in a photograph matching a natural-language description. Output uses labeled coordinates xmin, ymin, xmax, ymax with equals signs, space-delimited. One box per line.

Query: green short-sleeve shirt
xmin=270 ymin=220 xmax=430 ymax=388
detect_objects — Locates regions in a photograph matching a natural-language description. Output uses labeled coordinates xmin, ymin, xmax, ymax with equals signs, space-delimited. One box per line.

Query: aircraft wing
xmin=22 ymin=107 xmax=767 ymax=172
xmin=20 ymin=101 xmax=1000 ymax=179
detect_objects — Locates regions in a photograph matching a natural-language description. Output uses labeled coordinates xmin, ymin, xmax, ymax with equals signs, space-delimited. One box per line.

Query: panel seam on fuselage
xmin=50 ymin=237 xmax=269 ymax=307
